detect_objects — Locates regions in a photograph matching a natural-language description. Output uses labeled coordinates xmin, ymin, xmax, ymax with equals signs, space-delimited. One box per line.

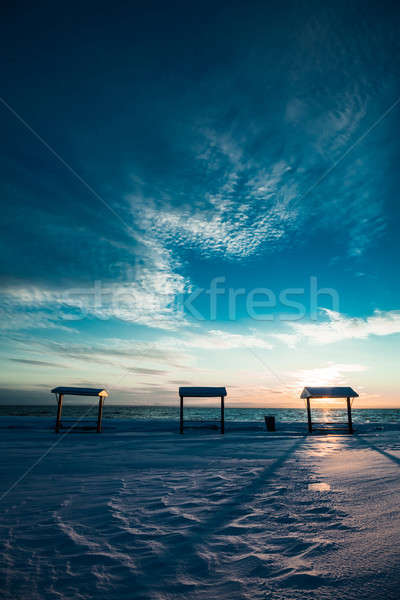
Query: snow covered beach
xmin=1 ymin=418 xmax=400 ymax=599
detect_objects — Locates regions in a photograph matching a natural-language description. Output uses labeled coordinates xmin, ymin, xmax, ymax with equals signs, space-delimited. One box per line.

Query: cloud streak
xmin=174 ymin=329 xmax=273 ymax=350
xmin=284 ymin=309 xmax=400 ymax=345
xmin=0 ymin=237 xmax=190 ymax=332
xmin=9 ymin=358 xmax=67 ymax=368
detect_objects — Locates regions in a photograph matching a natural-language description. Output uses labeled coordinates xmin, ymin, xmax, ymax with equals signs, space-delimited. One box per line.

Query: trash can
xmin=264 ymin=416 xmax=275 ymax=431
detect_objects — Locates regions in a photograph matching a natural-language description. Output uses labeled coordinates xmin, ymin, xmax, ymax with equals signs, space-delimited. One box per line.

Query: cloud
xmin=271 ymin=333 xmax=300 ymax=349
xmin=168 ymin=329 xmax=273 ymax=350
xmin=130 ymin=158 xmax=299 ymax=260
xmin=3 ymin=334 xmax=187 ymax=372
xmin=290 ymin=362 xmax=367 ymax=389
xmin=286 ymin=308 xmax=400 ymax=345
xmin=128 ymin=367 xmax=167 ymax=375
xmin=0 ymin=238 xmax=190 ymax=332
xmin=0 ymin=12 xmax=395 ymax=346
xmin=3 ymin=330 xmax=273 ymax=390
xmin=9 ymin=358 xmax=67 ymax=368
xmin=135 ymin=198 xmax=295 ymax=260
xmin=0 ymin=291 xmax=79 ymax=333
xmin=129 ymin=82 xmax=388 ymax=266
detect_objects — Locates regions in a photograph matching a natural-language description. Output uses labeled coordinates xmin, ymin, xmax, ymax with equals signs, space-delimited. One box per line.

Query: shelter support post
xmin=56 ymin=393 xmax=63 ymax=433
xmin=346 ymin=397 xmax=353 ymax=434
xmin=307 ymin=397 xmax=312 ymax=433
xmin=221 ymin=395 xmax=224 ymax=434
xmin=180 ymin=395 xmax=184 ymax=434
xmin=97 ymin=396 xmax=104 ymax=433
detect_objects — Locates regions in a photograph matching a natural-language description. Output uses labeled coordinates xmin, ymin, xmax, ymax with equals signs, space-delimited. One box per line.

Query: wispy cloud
xmin=174 ymin=329 xmax=273 ymax=350
xmin=128 ymin=367 xmax=167 ymax=375
xmin=9 ymin=358 xmax=67 ymax=368
xmin=289 ymin=362 xmax=367 ymax=389
xmin=1 ymin=88 xmax=391 ymax=339
xmin=129 ymin=83 xmax=388 ymax=265
xmin=3 ymin=334 xmax=187 ymax=370
xmin=283 ymin=308 xmax=400 ymax=345
xmin=130 ymin=159 xmax=298 ymax=260
xmin=0 ymin=237 xmax=190 ymax=332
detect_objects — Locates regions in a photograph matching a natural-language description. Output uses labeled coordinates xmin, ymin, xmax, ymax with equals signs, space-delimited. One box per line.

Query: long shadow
xmin=133 ymin=436 xmax=307 ymax=592
xmin=355 ymin=435 xmax=400 ymax=468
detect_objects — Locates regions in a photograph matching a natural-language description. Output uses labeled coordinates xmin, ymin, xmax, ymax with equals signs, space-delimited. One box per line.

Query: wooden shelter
xmin=300 ymin=386 xmax=359 ymax=434
xmin=178 ymin=387 xmax=227 ymax=434
xmin=51 ymin=387 xmax=108 ymax=433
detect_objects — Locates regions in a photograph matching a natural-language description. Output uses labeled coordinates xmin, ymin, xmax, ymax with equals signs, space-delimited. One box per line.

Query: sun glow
xmin=312 ymin=398 xmax=343 ymax=406
xmin=294 ymin=364 xmax=365 ymax=390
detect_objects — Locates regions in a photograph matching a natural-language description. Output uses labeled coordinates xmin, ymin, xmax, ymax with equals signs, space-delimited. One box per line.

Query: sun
xmin=312 ymin=398 xmax=343 ymax=406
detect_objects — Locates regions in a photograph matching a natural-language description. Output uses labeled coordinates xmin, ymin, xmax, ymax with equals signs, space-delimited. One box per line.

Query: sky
xmin=1 ymin=0 xmax=400 ymax=407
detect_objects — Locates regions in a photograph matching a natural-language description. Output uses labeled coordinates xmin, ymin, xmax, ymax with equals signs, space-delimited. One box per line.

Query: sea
xmin=0 ymin=405 xmax=399 ymax=424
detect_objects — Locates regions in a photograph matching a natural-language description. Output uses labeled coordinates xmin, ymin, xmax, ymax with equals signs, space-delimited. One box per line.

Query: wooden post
xmin=347 ymin=397 xmax=353 ymax=434
xmin=221 ymin=396 xmax=224 ymax=434
xmin=307 ymin=397 xmax=312 ymax=433
xmin=56 ymin=393 xmax=63 ymax=433
xmin=180 ymin=395 xmax=184 ymax=434
xmin=97 ymin=396 xmax=104 ymax=433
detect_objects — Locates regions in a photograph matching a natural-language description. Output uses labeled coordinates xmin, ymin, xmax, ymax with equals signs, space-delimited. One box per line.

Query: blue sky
xmin=1 ymin=0 xmax=400 ymax=406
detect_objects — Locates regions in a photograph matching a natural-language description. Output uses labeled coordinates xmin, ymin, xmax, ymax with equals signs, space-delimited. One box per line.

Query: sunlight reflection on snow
xmin=308 ymin=482 xmax=331 ymax=491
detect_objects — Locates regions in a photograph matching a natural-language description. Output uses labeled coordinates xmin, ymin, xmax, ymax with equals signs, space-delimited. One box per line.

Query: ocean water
xmin=0 ymin=405 xmax=400 ymax=424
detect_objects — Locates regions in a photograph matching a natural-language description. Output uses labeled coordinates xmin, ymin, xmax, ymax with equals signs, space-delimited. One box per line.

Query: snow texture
xmin=1 ymin=417 xmax=400 ymax=599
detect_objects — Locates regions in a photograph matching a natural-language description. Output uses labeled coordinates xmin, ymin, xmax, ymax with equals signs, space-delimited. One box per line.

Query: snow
xmin=1 ymin=418 xmax=400 ymax=599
